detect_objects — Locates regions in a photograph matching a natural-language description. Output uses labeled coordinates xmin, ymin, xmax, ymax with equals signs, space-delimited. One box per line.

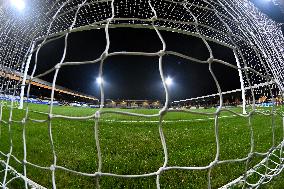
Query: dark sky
xmin=250 ymin=0 xmax=284 ymax=23
xmin=30 ymin=2 xmax=284 ymax=101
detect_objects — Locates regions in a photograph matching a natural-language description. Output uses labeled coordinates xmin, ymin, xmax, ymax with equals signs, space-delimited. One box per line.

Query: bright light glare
xmin=10 ymin=0 xmax=25 ymax=11
xmin=165 ymin=77 xmax=173 ymax=86
xmin=96 ymin=77 xmax=103 ymax=84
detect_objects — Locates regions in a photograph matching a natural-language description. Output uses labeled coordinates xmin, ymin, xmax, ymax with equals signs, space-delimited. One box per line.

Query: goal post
xmin=19 ymin=42 xmax=35 ymax=110
xmin=234 ymin=49 xmax=247 ymax=115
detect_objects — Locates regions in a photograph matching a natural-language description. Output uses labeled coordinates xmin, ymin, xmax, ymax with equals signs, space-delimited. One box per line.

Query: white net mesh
xmin=1 ymin=0 xmax=284 ymax=188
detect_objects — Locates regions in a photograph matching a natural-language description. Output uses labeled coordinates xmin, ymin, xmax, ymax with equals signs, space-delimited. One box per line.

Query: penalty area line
xmin=102 ymin=115 xmax=237 ymax=123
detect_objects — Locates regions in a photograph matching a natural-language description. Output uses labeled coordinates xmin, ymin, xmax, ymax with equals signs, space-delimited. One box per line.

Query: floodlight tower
xmin=10 ymin=0 xmax=25 ymax=11
xmin=96 ymin=77 xmax=103 ymax=85
xmin=165 ymin=77 xmax=173 ymax=86
xmin=4 ymin=0 xmax=28 ymax=109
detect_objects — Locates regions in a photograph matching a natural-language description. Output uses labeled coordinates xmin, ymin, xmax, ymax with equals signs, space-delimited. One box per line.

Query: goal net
xmin=0 ymin=0 xmax=284 ymax=188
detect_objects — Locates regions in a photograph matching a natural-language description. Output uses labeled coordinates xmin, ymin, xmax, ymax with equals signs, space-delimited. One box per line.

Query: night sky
xmin=30 ymin=1 xmax=284 ymax=101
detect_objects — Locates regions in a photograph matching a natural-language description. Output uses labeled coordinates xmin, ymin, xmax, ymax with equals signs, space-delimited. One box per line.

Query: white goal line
xmin=102 ymin=115 xmax=236 ymax=123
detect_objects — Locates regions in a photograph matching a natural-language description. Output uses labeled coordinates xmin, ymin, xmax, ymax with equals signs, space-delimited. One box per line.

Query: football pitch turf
xmin=0 ymin=104 xmax=284 ymax=188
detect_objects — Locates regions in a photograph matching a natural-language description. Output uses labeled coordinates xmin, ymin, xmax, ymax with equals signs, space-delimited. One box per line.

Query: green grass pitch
xmin=0 ymin=103 xmax=284 ymax=188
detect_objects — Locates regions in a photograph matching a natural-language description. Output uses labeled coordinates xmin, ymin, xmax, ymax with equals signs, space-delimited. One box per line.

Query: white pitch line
xmin=101 ymin=115 xmax=237 ymax=123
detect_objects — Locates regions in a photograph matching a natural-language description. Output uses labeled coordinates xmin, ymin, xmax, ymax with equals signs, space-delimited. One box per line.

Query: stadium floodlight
xmin=165 ymin=77 xmax=173 ymax=86
xmin=10 ymin=0 xmax=25 ymax=11
xmin=96 ymin=77 xmax=103 ymax=85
